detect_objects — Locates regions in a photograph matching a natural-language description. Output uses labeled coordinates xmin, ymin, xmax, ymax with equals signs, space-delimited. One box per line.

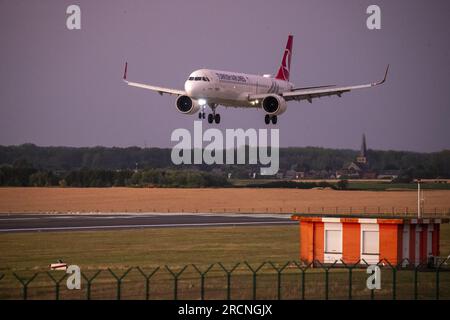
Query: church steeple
xmin=356 ymin=134 xmax=368 ymax=165
xmin=360 ymin=134 xmax=367 ymax=158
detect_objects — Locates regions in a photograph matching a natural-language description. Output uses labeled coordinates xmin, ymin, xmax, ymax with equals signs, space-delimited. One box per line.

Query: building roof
xmin=291 ymin=213 xmax=449 ymax=223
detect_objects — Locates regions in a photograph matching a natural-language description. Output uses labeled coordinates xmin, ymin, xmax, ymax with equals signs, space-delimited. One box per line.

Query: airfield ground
xmin=0 ymin=187 xmax=449 ymax=214
xmin=0 ymin=224 xmax=449 ymax=300
xmin=1 ymin=187 xmax=449 ymax=299
xmin=1 ymin=224 xmax=449 ymax=271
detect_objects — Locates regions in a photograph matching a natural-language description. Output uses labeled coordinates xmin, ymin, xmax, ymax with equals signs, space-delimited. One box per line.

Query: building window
xmin=325 ymin=230 xmax=342 ymax=254
xmin=362 ymin=231 xmax=379 ymax=255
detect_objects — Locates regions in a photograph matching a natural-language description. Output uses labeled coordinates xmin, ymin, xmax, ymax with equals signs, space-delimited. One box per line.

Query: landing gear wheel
xmin=208 ymin=113 xmax=214 ymax=124
xmin=202 ymin=112 xmax=206 ymax=119
xmin=198 ymin=112 xmax=202 ymax=119
xmin=214 ymin=113 xmax=221 ymax=124
xmin=271 ymin=115 xmax=278 ymax=124
xmin=264 ymin=114 xmax=271 ymax=125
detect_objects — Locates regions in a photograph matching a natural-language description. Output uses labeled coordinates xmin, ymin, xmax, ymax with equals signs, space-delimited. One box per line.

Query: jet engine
xmin=175 ymin=95 xmax=201 ymax=114
xmin=261 ymin=95 xmax=287 ymax=115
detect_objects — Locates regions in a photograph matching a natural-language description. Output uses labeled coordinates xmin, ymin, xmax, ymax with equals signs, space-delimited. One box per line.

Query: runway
xmin=0 ymin=213 xmax=296 ymax=233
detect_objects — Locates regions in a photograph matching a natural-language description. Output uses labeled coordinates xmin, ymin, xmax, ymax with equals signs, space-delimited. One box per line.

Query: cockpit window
xmin=202 ymin=77 xmax=208 ymax=81
xmin=188 ymin=77 xmax=194 ymax=80
xmin=194 ymin=77 xmax=201 ymax=81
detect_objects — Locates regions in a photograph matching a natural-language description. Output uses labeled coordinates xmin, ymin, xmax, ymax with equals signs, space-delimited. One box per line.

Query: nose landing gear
xmin=198 ymin=112 xmax=206 ymax=119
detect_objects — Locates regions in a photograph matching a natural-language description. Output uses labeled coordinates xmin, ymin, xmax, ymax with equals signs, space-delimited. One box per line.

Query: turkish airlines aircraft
xmin=123 ymin=35 xmax=388 ymax=125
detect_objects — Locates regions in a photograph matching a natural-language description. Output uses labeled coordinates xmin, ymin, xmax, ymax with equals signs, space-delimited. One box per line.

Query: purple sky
xmin=1 ymin=0 xmax=449 ymax=152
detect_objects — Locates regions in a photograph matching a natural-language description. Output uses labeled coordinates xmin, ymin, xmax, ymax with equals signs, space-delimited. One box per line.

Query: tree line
xmin=0 ymin=166 xmax=230 ymax=188
xmin=0 ymin=144 xmax=449 ymax=181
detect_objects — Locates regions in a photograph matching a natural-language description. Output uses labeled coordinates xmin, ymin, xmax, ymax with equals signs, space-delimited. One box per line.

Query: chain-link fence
xmin=16 ymin=206 xmax=449 ymax=216
xmin=1 ymin=258 xmax=449 ymax=300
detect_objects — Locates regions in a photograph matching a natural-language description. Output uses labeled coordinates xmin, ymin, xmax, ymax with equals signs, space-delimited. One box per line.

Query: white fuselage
xmin=184 ymin=69 xmax=294 ymax=108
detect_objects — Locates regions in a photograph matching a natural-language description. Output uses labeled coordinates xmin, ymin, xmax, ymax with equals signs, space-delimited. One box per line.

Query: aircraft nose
xmin=184 ymin=81 xmax=193 ymax=95
xmin=185 ymin=81 xmax=203 ymax=97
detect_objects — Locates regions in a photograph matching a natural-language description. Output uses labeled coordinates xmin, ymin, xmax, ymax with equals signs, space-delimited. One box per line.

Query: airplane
xmin=123 ymin=35 xmax=388 ymax=125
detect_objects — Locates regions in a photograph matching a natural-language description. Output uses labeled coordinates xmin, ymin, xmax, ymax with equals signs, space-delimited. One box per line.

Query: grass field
xmin=0 ymin=187 xmax=449 ymax=214
xmin=232 ymin=179 xmax=450 ymax=191
xmin=0 ymin=225 xmax=299 ymax=271
xmin=0 ymin=224 xmax=449 ymax=300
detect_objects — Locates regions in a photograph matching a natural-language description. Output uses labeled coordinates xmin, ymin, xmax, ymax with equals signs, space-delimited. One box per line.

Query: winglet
xmin=123 ymin=62 xmax=128 ymax=80
xmin=376 ymin=64 xmax=389 ymax=85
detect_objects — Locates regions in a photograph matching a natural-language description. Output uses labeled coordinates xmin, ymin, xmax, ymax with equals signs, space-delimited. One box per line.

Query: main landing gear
xmin=207 ymin=113 xmax=220 ymax=124
xmin=199 ymin=104 xmax=221 ymax=124
xmin=264 ymin=114 xmax=277 ymax=125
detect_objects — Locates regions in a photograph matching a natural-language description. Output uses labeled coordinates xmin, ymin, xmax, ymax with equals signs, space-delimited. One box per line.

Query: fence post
xmin=136 ymin=267 xmax=160 ymax=300
xmin=165 ymin=265 xmax=188 ymax=300
xmin=340 ymin=259 xmax=360 ymax=300
xmin=218 ymin=262 xmax=240 ymax=300
xmin=383 ymin=259 xmax=397 ymax=300
xmin=268 ymin=261 xmax=290 ymax=300
xmin=292 ymin=261 xmax=312 ymax=300
xmin=13 ymin=272 xmax=39 ymax=300
xmin=244 ymin=262 xmax=266 ymax=300
xmin=46 ymin=272 xmax=67 ymax=300
xmin=81 ymin=270 xmax=102 ymax=300
xmin=108 ymin=268 xmax=133 ymax=300
xmin=435 ymin=257 xmax=448 ymax=300
xmin=412 ymin=260 xmax=422 ymax=300
xmin=192 ymin=264 xmax=215 ymax=300
xmin=314 ymin=260 xmax=337 ymax=300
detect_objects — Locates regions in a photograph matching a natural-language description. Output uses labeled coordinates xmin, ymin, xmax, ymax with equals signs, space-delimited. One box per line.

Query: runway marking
xmin=0 ymin=217 xmax=37 ymax=221
xmin=0 ymin=214 xmax=292 ymax=221
xmin=0 ymin=221 xmax=297 ymax=233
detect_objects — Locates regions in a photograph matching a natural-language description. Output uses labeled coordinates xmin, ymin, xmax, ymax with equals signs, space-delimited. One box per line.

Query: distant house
xmin=377 ymin=170 xmax=400 ymax=180
xmin=336 ymin=134 xmax=377 ymax=179
xmin=285 ymin=170 xmax=297 ymax=179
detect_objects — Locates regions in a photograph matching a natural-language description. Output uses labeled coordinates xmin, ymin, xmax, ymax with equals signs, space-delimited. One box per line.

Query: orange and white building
xmin=291 ymin=215 xmax=448 ymax=266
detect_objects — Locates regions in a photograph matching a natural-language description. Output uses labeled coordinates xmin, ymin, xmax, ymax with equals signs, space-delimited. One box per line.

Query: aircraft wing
xmin=249 ymin=65 xmax=389 ymax=103
xmin=122 ymin=62 xmax=186 ymax=96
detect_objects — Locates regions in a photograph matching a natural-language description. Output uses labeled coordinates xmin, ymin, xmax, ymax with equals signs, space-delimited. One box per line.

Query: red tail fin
xmin=275 ymin=35 xmax=293 ymax=81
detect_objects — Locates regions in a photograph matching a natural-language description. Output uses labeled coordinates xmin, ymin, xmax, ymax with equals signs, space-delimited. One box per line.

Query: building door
xmin=402 ymin=225 xmax=410 ymax=266
xmin=360 ymin=223 xmax=379 ymax=264
xmin=324 ymin=222 xmax=342 ymax=263
xmin=427 ymin=224 xmax=434 ymax=259
xmin=415 ymin=226 xmax=422 ymax=265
